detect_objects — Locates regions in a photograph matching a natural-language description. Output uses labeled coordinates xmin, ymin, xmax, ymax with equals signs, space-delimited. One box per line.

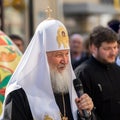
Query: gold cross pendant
xmin=61 ymin=116 xmax=68 ymax=120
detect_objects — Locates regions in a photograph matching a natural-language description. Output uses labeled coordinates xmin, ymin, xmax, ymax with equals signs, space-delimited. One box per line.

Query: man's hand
xmin=75 ymin=93 xmax=94 ymax=116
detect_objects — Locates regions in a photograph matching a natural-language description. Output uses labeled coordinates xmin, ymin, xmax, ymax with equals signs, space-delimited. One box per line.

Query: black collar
xmin=90 ymin=56 xmax=115 ymax=70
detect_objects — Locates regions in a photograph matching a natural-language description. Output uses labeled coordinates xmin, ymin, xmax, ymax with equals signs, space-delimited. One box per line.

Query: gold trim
xmin=57 ymin=26 xmax=69 ymax=48
xmin=44 ymin=115 xmax=53 ymax=120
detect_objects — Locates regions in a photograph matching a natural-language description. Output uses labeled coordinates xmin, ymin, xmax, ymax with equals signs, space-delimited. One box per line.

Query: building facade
xmin=1 ymin=0 xmax=120 ymax=45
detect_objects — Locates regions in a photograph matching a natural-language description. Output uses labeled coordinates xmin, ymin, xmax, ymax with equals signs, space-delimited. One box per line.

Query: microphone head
xmin=73 ymin=78 xmax=83 ymax=92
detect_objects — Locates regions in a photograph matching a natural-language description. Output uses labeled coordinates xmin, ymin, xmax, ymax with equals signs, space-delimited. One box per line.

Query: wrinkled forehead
xmin=47 ymin=49 xmax=70 ymax=55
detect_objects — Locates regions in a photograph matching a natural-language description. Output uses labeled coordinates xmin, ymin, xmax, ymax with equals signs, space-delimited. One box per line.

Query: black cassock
xmin=2 ymin=88 xmax=95 ymax=120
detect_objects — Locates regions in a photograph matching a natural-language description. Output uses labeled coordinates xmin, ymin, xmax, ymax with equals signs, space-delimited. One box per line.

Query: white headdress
xmin=2 ymin=19 xmax=77 ymax=120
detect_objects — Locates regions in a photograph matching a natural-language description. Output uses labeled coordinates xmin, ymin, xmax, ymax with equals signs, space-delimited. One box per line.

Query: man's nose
xmin=61 ymin=56 xmax=68 ymax=64
xmin=110 ymin=49 xmax=118 ymax=56
xmin=111 ymin=47 xmax=118 ymax=55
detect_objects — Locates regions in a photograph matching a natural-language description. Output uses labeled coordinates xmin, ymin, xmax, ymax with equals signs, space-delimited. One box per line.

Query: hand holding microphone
xmin=73 ymin=78 xmax=93 ymax=119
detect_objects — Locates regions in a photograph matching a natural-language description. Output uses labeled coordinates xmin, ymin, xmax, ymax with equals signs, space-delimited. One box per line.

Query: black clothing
xmin=75 ymin=56 xmax=120 ymax=120
xmin=54 ymin=93 xmax=96 ymax=120
xmin=2 ymin=88 xmax=96 ymax=120
xmin=3 ymin=88 xmax=33 ymax=120
xmin=71 ymin=53 xmax=90 ymax=70
xmin=54 ymin=93 xmax=74 ymax=120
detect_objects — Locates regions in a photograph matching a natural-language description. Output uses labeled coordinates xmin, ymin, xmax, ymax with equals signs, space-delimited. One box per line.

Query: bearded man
xmin=1 ymin=18 xmax=96 ymax=120
xmin=75 ymin=26 xmax=120 ymax=120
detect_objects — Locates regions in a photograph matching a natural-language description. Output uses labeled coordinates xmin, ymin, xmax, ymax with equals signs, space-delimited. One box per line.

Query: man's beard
xmin=50 ymin=65 xmax=70 ymax=93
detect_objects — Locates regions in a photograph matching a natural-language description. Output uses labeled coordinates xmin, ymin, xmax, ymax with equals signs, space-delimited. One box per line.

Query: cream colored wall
xmin=33 ymin=0 xmax=64 ymax=29
xmin=63 ymin=0 xmax=100 ymax=4
xmin=33 ymin=0 xmax=104 ymax=30
xmin=33 ymin=0 xmax=48 ymax=29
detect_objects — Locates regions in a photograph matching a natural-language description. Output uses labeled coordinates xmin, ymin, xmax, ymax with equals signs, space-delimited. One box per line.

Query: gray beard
xmin=50 ymin=66 xmax=70 ymax=93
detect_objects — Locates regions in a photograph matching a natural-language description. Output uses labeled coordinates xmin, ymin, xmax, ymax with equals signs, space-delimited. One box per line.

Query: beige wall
xmin=63 ymin=0 xmax=99 ymax=4
xmin=33 ymin=0 xmax=64 ymax=30
xmin=33 ymin=0 xmax=48 ymax=29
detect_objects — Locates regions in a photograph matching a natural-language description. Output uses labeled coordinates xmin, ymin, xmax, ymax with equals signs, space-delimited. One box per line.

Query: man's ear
xmin=90 ymin=44 xmax=97 ymax=55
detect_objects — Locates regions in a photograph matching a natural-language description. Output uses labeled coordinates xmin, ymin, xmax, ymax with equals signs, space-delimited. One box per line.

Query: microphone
xmin=73 ymin=78 xmax=90 ymax=119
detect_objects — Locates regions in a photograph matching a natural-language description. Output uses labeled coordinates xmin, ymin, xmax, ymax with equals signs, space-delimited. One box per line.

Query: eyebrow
xmin=54 ymin=51 xmax=69 ymax=54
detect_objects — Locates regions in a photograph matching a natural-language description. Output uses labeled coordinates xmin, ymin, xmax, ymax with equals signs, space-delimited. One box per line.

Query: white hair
xmin=50 ymin=65 xmax=70 ymax=93
xmin=70 ymin=34 xmax=83 ymax=42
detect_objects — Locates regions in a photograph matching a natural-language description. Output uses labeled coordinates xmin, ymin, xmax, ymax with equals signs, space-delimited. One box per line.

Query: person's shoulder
xmin=9 ymin=88 xmax=25 ymax=96
xmin=75 ymin=61 xmax=87 ymax=71
xmin=75 ymin=59 xmax=92 ymax=72
xmin=6 ymin=88 xmax=27 ymax=102
xmin=74 ymin=59 xmax=92 ymax=78
xmin=114 ymin=63 xmax=120 ymax=70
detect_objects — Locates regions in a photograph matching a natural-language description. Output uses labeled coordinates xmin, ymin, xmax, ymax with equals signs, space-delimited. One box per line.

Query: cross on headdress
xmin=45 ymin=6 xmax=53 ymax=19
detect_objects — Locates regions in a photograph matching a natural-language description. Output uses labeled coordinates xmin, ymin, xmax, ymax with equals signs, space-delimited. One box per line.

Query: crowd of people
xmin=1 ymin=9 xmax=120 ymax=120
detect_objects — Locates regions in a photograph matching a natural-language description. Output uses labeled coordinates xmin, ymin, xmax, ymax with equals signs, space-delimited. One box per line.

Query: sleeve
xmin=2 ymin=88 xmax=33 ymax=120
xmin=75 ymin=65 xmax=93 ymax=98
xmin=75 ymin=66 xmax=102 ymax=120
xmin=77 ymin=110 xmax=97 ymax=120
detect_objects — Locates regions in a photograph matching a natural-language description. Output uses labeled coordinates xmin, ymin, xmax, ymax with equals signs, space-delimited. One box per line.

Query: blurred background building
xmin=0 ymin=0 xmax=120 ymax=46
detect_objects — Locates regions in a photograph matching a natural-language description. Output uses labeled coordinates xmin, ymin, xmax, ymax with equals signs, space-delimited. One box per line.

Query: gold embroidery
xmin=57 ymin=26 xmax=69 ymax=48
xmin=61 ymin=116 xmax=68 ymax=120
xmin=44 ymin=115 xmax=53 ymax=120
xmin=60 ymin=93 xmax=68 ymax=120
